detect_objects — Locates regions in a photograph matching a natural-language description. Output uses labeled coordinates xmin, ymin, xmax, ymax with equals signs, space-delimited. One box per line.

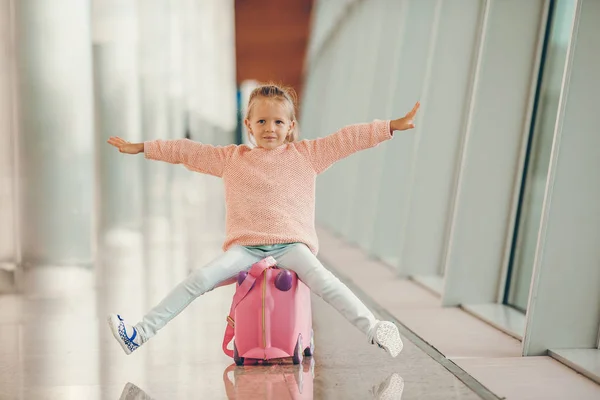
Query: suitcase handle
xmin=222 ymin=256 xmax=277 ymax=358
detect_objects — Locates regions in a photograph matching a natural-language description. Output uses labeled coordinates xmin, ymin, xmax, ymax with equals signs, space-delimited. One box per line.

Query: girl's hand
xmin=390 ymin=101 xmax=420 ymax=132
xmin=107 ymin=136 xmax=144 ymax=154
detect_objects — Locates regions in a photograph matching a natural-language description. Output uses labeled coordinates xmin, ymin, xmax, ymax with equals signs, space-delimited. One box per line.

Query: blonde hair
xmin=245 ymin=83 xmax=299 ymax=144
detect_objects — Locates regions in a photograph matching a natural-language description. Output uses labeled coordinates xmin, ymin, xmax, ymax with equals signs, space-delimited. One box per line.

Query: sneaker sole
xmin=376 ymin=323 xmax=403 ymax=358
xmin=107 ymin=314 xmax=133 ymax=355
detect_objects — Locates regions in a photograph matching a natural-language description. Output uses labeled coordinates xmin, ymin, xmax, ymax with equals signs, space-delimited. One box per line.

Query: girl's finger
xmin=409 ymin=102 xmax=420 ymax=116
xmin=108 ymin=137 xmax=127 ymax=147
xmin=108 ymin=140 xmax=125 ymax=149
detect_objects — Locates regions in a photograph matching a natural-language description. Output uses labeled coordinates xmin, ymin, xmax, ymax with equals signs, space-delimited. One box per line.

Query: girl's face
xmin=245 ymin=99 xmax=295 ymax=150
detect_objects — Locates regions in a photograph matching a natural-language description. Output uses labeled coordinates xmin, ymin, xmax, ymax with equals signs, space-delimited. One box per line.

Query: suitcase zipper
xmin=262 ymin=270 xmax=267 ymax=355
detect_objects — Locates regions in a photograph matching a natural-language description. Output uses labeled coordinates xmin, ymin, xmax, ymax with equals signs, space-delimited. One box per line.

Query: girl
xmin=107 ymin=84 xmax=420 ymax=358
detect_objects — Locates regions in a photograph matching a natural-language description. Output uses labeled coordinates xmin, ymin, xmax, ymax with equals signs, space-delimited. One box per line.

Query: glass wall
xmin=303 ymin=0 xmax=600 ymax=380
xmin=505 ymin=0 xmax=577 ymax=311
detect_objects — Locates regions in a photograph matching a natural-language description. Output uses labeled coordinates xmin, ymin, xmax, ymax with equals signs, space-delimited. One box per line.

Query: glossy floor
xmin=0 ymin=261 xmax=484 ymax=399
xmin=0 ymin=249 xmax=486 ymax=398
xmin=0 ymin=175 xmax=485 ymax=399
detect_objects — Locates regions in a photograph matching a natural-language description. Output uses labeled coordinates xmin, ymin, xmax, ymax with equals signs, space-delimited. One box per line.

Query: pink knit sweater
xmin=144 ymin=120 xmax=392 ymax=254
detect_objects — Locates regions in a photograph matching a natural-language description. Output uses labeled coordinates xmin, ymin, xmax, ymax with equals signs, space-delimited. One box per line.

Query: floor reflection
xmin=117 ymin=357 xmax=404 ymax=400
xmin=222 ymin=358 xmax=315 ymax=399
xmin=370 ymin=373 xmax=405 ymax=399
xmin=118 ymin=382 xmax=156 ymax=400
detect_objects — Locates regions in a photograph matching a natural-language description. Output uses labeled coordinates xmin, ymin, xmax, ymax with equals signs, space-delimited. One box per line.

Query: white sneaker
xmin=107 ymin=314 xmax=143 ymax=355
xmin=370 ymin=321 xmax=403 ymax=358
xmin=371 ymin=373 xmax=405 ymax=399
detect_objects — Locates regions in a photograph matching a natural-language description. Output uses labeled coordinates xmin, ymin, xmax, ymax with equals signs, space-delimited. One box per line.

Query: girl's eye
xmin=258 ymin=120 xmax=265 ymax=124
xmin=276 ymin=121 xmax=284 ymax=125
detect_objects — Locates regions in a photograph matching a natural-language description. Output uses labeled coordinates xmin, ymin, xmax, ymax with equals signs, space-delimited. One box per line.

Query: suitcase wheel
xmin=303 ymin=329 xmax=315 ymax=357
xmin=233 ymin=341 xmax=244 ymax=366
xmin=292 ymin=333 xmax=303 ymax=365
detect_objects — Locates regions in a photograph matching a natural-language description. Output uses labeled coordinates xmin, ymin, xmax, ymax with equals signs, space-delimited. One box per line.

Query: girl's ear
xmin=244 ymin=118 xmax=252 ymax=133
xmin=289 ymin=120 xmax=295 ymax=133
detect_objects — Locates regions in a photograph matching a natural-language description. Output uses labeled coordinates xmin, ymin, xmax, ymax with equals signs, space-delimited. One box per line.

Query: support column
xmin=13 ymin=3 xmax=97 ymax=390
xmin=15 ymin=0 xmax=95 ymax=268
xmin=138 ymin=0 xmax=171 ymax=223
xmin=92 ymin=0 xmax=142 ymax=246
xmin=0 ymin=0 xmax=18 ymax=291
xmin=92 ymin=0 xmax=148 ymax=382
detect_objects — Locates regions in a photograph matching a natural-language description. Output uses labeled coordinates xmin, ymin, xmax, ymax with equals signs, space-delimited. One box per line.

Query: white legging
xmin=134 ymin=243 xmax=377 ymax=342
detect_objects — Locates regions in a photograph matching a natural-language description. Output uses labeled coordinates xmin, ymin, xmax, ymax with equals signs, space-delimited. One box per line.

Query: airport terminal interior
xmin=1 ymin=0 xmax=600 ymax=399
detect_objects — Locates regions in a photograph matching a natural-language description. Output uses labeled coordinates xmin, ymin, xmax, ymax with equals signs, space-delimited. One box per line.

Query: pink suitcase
xmin=222 ymin=256 xmax=314 ymax=365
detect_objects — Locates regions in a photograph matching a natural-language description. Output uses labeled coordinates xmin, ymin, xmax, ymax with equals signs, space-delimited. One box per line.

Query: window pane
xmin=506 ymin=0 xmax=576 ymax=311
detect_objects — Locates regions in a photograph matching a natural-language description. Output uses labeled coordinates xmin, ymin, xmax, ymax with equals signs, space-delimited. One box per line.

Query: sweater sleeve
xmin=294 ymin=120 xmax=393 ymax=174
xmin=144 ymin=139 xmax=236 ymax=178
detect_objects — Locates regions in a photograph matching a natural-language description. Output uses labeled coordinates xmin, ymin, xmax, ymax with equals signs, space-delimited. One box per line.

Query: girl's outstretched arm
xmin=295 ymin=101 xmax=420 ymax=174
xmin=107 ymin=136 xmax=236 ymax=178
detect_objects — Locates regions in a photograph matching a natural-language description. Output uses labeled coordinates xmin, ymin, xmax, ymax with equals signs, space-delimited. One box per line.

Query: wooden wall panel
xmin=234 ymin=0 xmax=314 ymax=99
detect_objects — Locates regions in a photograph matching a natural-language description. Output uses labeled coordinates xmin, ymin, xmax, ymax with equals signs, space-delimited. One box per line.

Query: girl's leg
xmin=275 ymin=243 xmax=403 ymax=357
xmin=108 ymin=245 xmax=261 ymax=354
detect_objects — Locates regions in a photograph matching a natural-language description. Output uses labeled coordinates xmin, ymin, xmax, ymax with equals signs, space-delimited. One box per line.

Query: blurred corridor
xmin=1 ymin=0 xmax=600 ymax=399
